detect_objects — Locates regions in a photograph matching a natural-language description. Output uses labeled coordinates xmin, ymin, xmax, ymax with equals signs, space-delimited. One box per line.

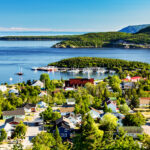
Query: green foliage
xmin=103 ymin=102 xmax=112 ymax=113
xmin=74 ymin=88 xmax=93 ymax=114
xmin=12 ymin=142 xmax=23 ymax=150
xmin=13 ymin=121 xmax=27 ymax=139
xmin=32 ymin=131 xmax=67 ymax=150
xmin=0 ymin=35 xmax=77 ymax=41
xmin=53 ymin=126 xmax=66 ymax=150
xmin=0 ymin=129 xmax=7 ymax=143
xmin=40 ymin=106 xmax=61 ymax=124
xmin=119 ymin=103 xmax=130 ymax=114
xmin=32 ymin=132 xmax=56 ymax=150
xmin=123 ymin=112 xmax=146 ymax=127
xmin=100 ymin=113 xmax=118 ymax=131
xmin=40 ymin=73 xmax=55 ymax=90
xmin=52 ymin=31 xmax=150 ymax=48
xmin=73 ymin=114 xmax=104 ymax=150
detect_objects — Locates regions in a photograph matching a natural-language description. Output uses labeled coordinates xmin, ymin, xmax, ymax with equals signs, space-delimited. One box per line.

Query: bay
xmin=0 ymin=40 xmax=150 ymax=84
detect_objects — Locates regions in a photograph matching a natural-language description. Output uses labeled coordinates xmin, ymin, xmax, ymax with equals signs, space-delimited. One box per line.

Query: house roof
xmin=55 ymin=116 xmax=75 ymax=129
xmin=3 ymin=108 xmax=25 ymax=116
xmin=5 ymin=117 xmax=23 ymax=124
xmin=59 ymin=107 xmax=75 ymax=113
xmin=9 ymin=89 xmax=19 ymax=94
xmin=140 ymin=97 xmax=150 ymax=105
xmin=32 ymin=80 xmax=44 ymax=87
xmin=23 ymin=103 xmax=36 ymax=109
xmin=89 ymin=107 xmax=103 ymax=114
xmin=131 ymin=76 xmax=141 ymax=80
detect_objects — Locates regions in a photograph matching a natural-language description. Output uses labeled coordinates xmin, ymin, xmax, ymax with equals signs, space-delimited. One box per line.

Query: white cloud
xmin=0 ymin=27 xmax=107 ymax=32
xmin=0 ymin=27 xmax=52 ymax=32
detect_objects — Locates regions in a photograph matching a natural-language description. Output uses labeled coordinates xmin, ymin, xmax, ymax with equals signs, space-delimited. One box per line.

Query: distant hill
xmin=137 ymin=26 xmax=150 ymax=34
xmin=119 ymin=24 xmax=150 ymax=33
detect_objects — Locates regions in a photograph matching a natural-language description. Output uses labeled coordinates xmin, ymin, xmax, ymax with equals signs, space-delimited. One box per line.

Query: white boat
xmin=68 ymin=69 xmax=80 ymax=74
xmin=97 ymin=68 xmax=106 ymax=74
xmin=31 ymin=67 xmax=38 ymax=70
xmin=82 ymin=68 xmax=93 ymax=74
xmin=109 ymin=70 xmax=116 ymax=74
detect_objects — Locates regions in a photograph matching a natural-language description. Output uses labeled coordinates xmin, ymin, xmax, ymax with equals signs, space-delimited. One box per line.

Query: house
xmin=0 ymin=117 xmax=24 ymax=139
xmin=58 ymin=107 xmax=75 ymax=116
xmin=139 ymin=97 xmax=150 ymax=107
xmin=9 ymin=89 xmax=19 ymax=95
xmin=122 ymin=75 xmax=142 ymax=83
xmin=23 ymin=103 xmax=36 ymax=113
xmin=121 ymin=82 xmax=134 ymax=89
xmin=67 ymin=114 xmax=82 ymax=126
xmin=32 ymin=80 xmax=44 ymax=88
xmin=0 ymin=123 xmax=14 ymax=138
xmin=107 ymin=101 xmax=118 ymax=113
xmin=39 ymin=91 xmax=47 ymax=97
xmin=65 ymin=78 xmax=94 ymax=88
xmin=66 ymin=98 xmax=75 ymax=106
xmin=64 ymin=87 xmax=75 ymax=91
xmin=55 ymin=117 xmax=75 ymax=139
xmin=0 ymin=85 xmax=7 ymax=92
xmin=37 ymin=101 xmax=47 ymax=108
xmin=131 ymin=76 xmax=142 ymax=82
xmin=5 ymin=117 xmax=23 ymax=127
xmin=89 ymin=107 xmax=104 ymax=119
xmin=3 ymin=108 xmax=25 ymax=120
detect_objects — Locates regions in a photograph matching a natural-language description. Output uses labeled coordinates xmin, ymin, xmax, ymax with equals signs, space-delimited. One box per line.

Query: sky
xmin=0 ymin=0 xmax=150 ymax=32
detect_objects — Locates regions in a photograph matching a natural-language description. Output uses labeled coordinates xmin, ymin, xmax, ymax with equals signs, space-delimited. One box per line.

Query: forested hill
xmin=119 ymin=24 xmax=150 ymax=33
xmin=0 ymin=35 xmax=78 ymax=41
xmin=137 ymin=26 xmax=150 ymax=34
xmin=52 ymin=32 xmax=150 ymax=48
xmin=49 ymin=57 xmax=150 ymax=71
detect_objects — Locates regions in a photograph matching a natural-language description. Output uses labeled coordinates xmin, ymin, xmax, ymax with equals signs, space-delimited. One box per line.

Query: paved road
xmin=22 ymin=111 xmax=43 ymax=149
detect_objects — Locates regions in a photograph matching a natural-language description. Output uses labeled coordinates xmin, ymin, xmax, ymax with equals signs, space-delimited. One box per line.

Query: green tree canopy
xmin=13 ymin=121 xmax=27 ymax=139
xmin=123 ymin=112 xmax=146 ymax=127
xmin=73 ymin=114 xmax=104 ymax=150
xmin=100 ymin=113 xmax=118 ymax=131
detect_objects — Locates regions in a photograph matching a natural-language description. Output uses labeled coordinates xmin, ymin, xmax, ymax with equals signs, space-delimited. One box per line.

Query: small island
xmin=49 ymin=57 xmax=150 ymax=70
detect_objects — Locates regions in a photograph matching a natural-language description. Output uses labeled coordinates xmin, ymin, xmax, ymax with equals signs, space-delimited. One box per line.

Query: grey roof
xmin=3 ymin=108 xmax=25 ymax=116
xmin=23 ymin=103 xmax=36 ymax=109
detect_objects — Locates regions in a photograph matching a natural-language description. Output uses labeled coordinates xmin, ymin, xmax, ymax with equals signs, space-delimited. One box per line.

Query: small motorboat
xmin=16 ymin=72 xmax=24 ymax=76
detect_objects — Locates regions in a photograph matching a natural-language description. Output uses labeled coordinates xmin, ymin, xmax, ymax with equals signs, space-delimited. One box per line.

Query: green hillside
xmin=49 ymin=57 xmax=150 ymax=71
xmin=52 ymin=32 xmax=150 ymax=48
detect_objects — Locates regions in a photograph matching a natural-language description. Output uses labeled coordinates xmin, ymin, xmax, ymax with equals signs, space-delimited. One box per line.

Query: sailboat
xmin=16 ymin=67 xmax=24 ymax=76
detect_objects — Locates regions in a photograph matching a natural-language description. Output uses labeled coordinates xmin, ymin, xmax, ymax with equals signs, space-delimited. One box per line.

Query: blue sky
xmin=0 ymin=0 xmax=150 ymax=32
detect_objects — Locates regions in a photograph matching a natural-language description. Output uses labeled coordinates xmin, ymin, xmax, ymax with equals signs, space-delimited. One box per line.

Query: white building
xmin=0 ymin=85 xmax=7 ymax=92
xmin=32 ymin=80 xmax=44 ymax=88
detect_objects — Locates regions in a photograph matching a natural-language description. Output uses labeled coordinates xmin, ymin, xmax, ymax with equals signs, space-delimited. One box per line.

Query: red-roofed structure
xmin=65 ymin=78 xmax=94 ymax=88
xmin=122 ymin=76 xmax=142 ymax=82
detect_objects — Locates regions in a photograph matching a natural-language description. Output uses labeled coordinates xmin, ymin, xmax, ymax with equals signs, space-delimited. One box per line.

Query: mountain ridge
xmin=119 ymin=24 xmax=150 ymax=33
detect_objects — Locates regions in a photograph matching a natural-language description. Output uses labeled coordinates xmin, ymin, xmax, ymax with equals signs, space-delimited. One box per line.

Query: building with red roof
xmin=65 ymin=78 xmax=94 ymax=88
